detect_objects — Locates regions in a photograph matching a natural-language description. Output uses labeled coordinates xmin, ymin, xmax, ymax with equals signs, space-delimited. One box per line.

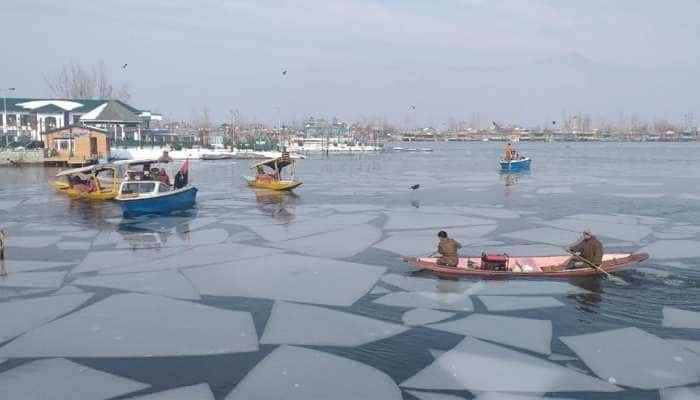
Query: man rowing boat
xmin=566 ymin=230 xmax=604 ymax=269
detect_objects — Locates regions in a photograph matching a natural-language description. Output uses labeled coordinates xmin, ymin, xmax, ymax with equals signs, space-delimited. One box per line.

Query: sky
xmin=1 ymin=0 xmax=699 ymax=128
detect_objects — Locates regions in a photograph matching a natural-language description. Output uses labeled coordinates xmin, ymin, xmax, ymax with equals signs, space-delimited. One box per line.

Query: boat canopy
xmin=250 ymin=156 xmax=295 ymax=171
xmin=55 ymin=164 xmax=115 ymax=177
xmin=113 ymin=158 xmax=163 ymax=167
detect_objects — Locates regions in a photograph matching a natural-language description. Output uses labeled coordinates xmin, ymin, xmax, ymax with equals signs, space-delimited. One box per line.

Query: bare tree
xmin=45 ymin=61 xmax=131 ymax=102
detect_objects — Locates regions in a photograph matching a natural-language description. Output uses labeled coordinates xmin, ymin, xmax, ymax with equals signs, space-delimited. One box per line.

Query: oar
xmin=537 ymin=240 xmax=628 ymax=285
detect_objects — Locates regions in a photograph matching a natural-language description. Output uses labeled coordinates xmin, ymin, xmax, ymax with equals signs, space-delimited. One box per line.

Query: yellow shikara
xmin=51 ymin=164 xmax=122 ymax=201
xmin=244 ymin=154 xmax=302 ymax=191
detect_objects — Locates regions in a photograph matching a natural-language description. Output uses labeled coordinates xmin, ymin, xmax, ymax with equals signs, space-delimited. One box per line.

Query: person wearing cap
xmin=433 ymin=231 xmax=462 ymax=267
xmin=566 ymin=230 xmax=604 ymax=269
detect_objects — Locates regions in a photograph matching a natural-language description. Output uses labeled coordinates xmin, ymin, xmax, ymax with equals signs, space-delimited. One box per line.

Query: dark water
xmin=0 ymin=142 xmax=699 ymax=399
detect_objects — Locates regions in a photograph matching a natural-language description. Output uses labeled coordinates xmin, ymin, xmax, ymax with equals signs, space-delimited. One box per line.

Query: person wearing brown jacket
xmin=434 ymin=231 xmax=462 ymax=267
xmin=566 ymin=230 xmax=604 ymax=269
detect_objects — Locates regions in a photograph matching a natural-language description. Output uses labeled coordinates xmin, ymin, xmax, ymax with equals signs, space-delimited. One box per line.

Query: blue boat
xmin=499 ymin=157 xmax=531 ymax=171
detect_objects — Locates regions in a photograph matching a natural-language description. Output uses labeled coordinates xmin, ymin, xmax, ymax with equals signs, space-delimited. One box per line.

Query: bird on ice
xmin=410 ymin=184 xmax=420 ymax=190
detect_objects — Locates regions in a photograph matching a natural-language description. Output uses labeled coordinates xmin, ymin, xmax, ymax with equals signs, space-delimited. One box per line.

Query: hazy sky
xmin=2 ymin=0 xmax=699 ymax=127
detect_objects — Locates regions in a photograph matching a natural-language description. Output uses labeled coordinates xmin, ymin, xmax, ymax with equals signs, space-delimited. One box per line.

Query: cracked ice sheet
xmin=71 ymin=247 xmax=186 ymax=275
xmin=374 ymin=291 xmax=474 ymax=312
xmin=0 ymin=293 xmax=258 ymax=358
xmin=273 ymin=224 xmax=382 ymax=259
xmin=663 ymin=307 xmax=700 ymax=329
xmin=375 ymin=233 xmax=496 ymax=257
xmin=125 ymin=383 xmax=214 ymax=400
xmin=641 ymin=240 xmax=700 ymax=260
xmin=73 ymin=270 xmax=200 ymax=300
xmin=391 ymin=206 xmax=519 ymax=220
xmin=402 ymin=308 xmax=455 ymax=326
xmin=225 ymin=345 xmax=402 ymax=400
xmin=540 ymin=217 xmax=652 ymax=242
xmin=381 ymin=274 xmax=471 ymax=293
xmin=115 ymin=228 xmax=230 ymax=249
xmin=0 ymin=294 xmax=93 ymax=342
xmin=246 ymin=213 xmax=378 ymax=242
xmin=0 ymin=271 xmax=67 ymax=289
xmin=667 ymin=340 xmax=700 ymax=354
xmin=660 ymin=385 xmax=700 ymax=400
xmin=0 ymin=260 xmax=74 ymax=273
xmin=428 ymin=314 xmax=552 ymax=355
xmin=97 ymin=243 xmax=284 ymax=275
xmin=567 ymin=213 xmax=667 ymax=226
xmin=561 ymin=327 xmax=700 ymax=389
xmin=57 ymin=241 xmax=92 ymax=251
xmin=260 ymin=301 xmax=407 ymax=346
xmin=4 ymin=235 xmax=60 ymax=248
xmin=405 ymin=390 xmax=466 ymax=400
xmin=400 ymin=336 xmax=619 ymax=393
xmin=478 ymin=296 xmax=565 ymax=312
xmin=384 ymin=212 xmax=495 ymax=231
xmin=470 ymin=281 xmax=590 ymax=296
xmin=183 ymin=254 xmax=385 ymax=306
xmin=500 ymin=227 xmax=581 ymax=246
xmin=0 ymin=358 xmax=149 ymax=400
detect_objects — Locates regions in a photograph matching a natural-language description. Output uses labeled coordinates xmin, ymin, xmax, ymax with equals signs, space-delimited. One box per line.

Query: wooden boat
xmin=115 ymin=159 xmax=197 ymax=216
xmin=51 ymin=164 xmax=121 ymax=201
xmin=500 ymin=157 xmax=531 ymax=171
xmin=244 ymin=153 xmax=302 ymax=191
xmin=404 ymin=253 xmax=649 ymax=278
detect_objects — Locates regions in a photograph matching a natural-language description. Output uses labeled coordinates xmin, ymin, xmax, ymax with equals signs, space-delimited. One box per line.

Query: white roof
xmin=79 ymin=102 xmax=108 ymax=120
xmin=55 ymin=165 xmax=114 ymax=177
xmin=113 ymin=158 xmax=160 ymax=166
xmin=16 ymin=100 xmax=84 ymax=111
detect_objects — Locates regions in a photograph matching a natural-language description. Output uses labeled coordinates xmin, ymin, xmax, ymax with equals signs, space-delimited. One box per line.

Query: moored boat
xmin=404 ymin=253 xmax=648 ymax=278
xmin=51 ymin=164 xmax=121 ymax=201
xmin=244 ymin=152 xmax=302 ymax=191
xmin=499 ymin=157 xmax=531 ymax=171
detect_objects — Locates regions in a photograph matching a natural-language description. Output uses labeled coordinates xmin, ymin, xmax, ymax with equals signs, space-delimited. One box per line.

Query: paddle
xmin=561 ymin=246 xmax=629 ymax=286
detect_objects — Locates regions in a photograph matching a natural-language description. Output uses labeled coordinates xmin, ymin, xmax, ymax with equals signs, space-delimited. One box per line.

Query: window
xmin=72 ymin=114 xmax=81 ymax=124
xmin=121 ymin=182 xmax=155 ymax=194
xmin=45 ymin=116 xmax=57 ymax=129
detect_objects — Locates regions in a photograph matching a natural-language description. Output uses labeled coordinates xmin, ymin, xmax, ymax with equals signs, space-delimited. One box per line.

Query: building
xmin=0 ymin=97 xmax=161 ymax=144
xmin=304 ymin=117 xmax=349 ymax=138
xmin=42 ymin=125 xmax=110 ymax=166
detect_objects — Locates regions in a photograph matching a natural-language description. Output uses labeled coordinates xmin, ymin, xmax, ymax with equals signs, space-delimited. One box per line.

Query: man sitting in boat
xmin=256 ymin=166 xmax=275 ymax=182
xmin=504 ymin=143 xmax=514 ymax=161
xmin=566 ymin=230 xmax=604 ymax=269
xmin=434 ymin=231 xmax=462 ymax=267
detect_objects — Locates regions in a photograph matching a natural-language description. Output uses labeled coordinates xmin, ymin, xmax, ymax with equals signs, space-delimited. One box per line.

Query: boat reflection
xmin=116 ymin=213 xmax=198 ymax=250
xmin=499 ymin=170 xmax=531 ymax=187
xmin=254 ymin=189 xmax=298 ymax=224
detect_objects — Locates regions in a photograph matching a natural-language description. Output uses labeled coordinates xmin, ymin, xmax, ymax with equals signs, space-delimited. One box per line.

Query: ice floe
xmin=400 ymin=336 xmax=619 ymax=392
xmin=246 ymin=213 xmax=378 ymax=242
xmin=273 ymin=224 xmax=382 ymax=258
xmin=381 ymin=274 xmax=469 ymax=293
xmin=402 ymin=308 xmax=455 ymax=326
xmin=428 ymin=314 xmax=552 ymax=355
xmin=663 ymin=307 xmax=700 ymax=329
xmin=125 ymin=383 xmax=214 ymax=400
xmin=1 ymin=260 xmax=74 ymax=273
xmin=500 ymin=227 xmax=581 ymax=246
xmin=0 ymin=358 xmax=149 ymax=400
xmin=540 ymin=217 xmax=652 ymax=242
xmin=0 ymin=271 xmax=67 ymax=289
xmin=405 ymin=390 xmax=466 ymax=400
xmin=225 ymin=345 xmax=402 ymax=400
xmin=71 ymin=248 xmax=184 ymax=275
xmin=667 ymin=340 xmax=700 ymax=354
xmin=641 ymin=240 xmax=700 ymax=259
xmin=470 ymin=280 xmax=589 ymax=296
xmin=478 ymin=296 xmax=564 ymax=312
xmin=429 ymin=349 xmax=445 ymax=359
xmin=5 ymin=235 xmax=60 ymax=248
xmin=0 ymin=293 xmax=258 ymax=357
xmin=370 ymin=286 xmax=391 ymax=295
xmin=0 ymin=293 xmax=92 ymax=342
xmin=374 ymin=291 xmax=474 ymax=312
xmin=183 ymin=254 xmax=385 ymax=306
xmin=73 ymin=270 xmax=200 ymax=300
xmin=659 ymin=385 xmax=700 ymax=400
xmin=56 ymin=241 xmax=92 ymax=251
xmin=561 ymin=327 xmax=700 ymax=389
xmin=260 ymin=301 xmax=407 ymax=346
xmin=384 ymin=212 xmax=494 ymax=231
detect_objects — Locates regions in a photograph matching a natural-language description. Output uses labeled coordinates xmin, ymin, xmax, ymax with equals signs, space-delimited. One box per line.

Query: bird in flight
xmin=282 ymin=68 xmax=287 ymax=76
xmin=410 ymin=184 xmax=420 ymax=190
xmin=409 ymin=105 xmax=416 ymax=110
xmin=122 ymin=64 xmax=128 ymax=69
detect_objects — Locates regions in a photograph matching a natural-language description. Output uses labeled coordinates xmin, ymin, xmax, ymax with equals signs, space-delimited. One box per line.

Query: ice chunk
xmin=541 ymin=217 xmax=652 ymax=242
xmin=663 ymin=307 xmax=700 ymax=329
xmin=402 ymin=308 xmax=455 ymax=326
xmin=73 ymin=270 xmax=200 ymax=300
xmin=62 ymin=229 xmax=99 ymax=239
xmin=225 ymin=345 xmax=402 ymax=400
xmin=471 ymin=280 xmax=589 ymax=296
xmin=247 ymin=213 xmax=378 ymax=242
xmin=260 ymin=301 xmax=407 ymax=346
xmin=660 ymin=385 xmax=700 ymax=400
xmin=374 ymin=291 xmax=473 ymax=312
xmin=500 ymin=227 xmax=581 ymax=246
xmin=124 ymin=383 xmax=214 ymax=400
xmin=561 ymin=327 xmax=700 ymax=389
xmin=381 ymin=274 xmax=469 ymax=293
xmin=400 ymin=336 xmax=619 ymax=392
xmin=548 ymin=353 xmax=577 ymax=361
xmin=57 ymin=241 xmax=92 ymax=251
xmin=668 ymin=340 xmax=700 ymax=354
xmin=0 ymin=293 xmax=258 ymax=357
xmin=428 ymin=314 xmax=551 ymax=355
xmin=478 ymin=296 xmax=564 ymax=312
xmin=71 ymin=248 xmax=184 ymax=275
xmin=0 ymin=294 xmax=92 ymax=342
xmin=116 ymin=228 xmax=230 ymax=249
xmin=370 ymin=286 xmax=390 ymax=295
xmin=429 ymin=349 xmax=445 ymax=359
xmin=405 ymin=390 xmax=466 ymax=400
xmin=641 ymin=240 xmax=700 ymax=259
xmin=274 ymin=224 xmax=382 ymax=258
xmin=4 ymin=236 xmax=59 ymax=248
xmin=52 ymin=285 xmax=84 ymax=295
xmin=0 ymin=271 xmax=67 ymax=289
xmin=384 ymin=213 xmax=494 ymax=230
xmin=0 ymin=358 xmax=149 ymax=400
xmin=1 ymin=260 xmax=74 ymax=273
xmin=183 ymin=254 xmax=384 ymax=306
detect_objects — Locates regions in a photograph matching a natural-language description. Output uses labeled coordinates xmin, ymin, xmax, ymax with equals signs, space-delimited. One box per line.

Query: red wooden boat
xmin=404 ymin=253 xmax=649 ymax=278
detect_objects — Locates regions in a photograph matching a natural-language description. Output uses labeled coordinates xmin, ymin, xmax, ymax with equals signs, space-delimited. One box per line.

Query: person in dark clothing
xmin=434 ymin=230 xmax=462 ymax=267
xmin=174 ymin=171 xmax=186 ymax=189
xmin=566 ymin=230 xmax=604 ymax=269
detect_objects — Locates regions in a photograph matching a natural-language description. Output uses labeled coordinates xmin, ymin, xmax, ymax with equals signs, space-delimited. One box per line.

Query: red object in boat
xmin=404 ymin=253 xmax=649 ymax=278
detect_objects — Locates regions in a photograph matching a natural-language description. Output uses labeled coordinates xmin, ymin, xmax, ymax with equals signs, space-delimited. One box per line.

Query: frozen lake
xmin=0 ymin=141 xmax=699 ymax=399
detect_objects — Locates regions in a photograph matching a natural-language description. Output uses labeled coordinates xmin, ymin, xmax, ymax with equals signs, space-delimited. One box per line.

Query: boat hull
xmin=244 ymin=176 xmax=302 ymax=191
xmin=500 ymin=157 xmax=531 ymax=171
xmin=116 ymin=187 xmax=198 ymax=216
xmin=51 ymin=181 xmax=119 ymax=201
xmin=404 ymin=253 xmax=648 ymax=278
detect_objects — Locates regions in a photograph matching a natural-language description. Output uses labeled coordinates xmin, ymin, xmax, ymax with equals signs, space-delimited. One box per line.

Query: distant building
xmin=42 ymin=125 xmax=110 ymax=166
xmin=304 ymin=117 xmax=349 ymax=138
xmin=0 ymin=97 xmax=161 ymax=143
